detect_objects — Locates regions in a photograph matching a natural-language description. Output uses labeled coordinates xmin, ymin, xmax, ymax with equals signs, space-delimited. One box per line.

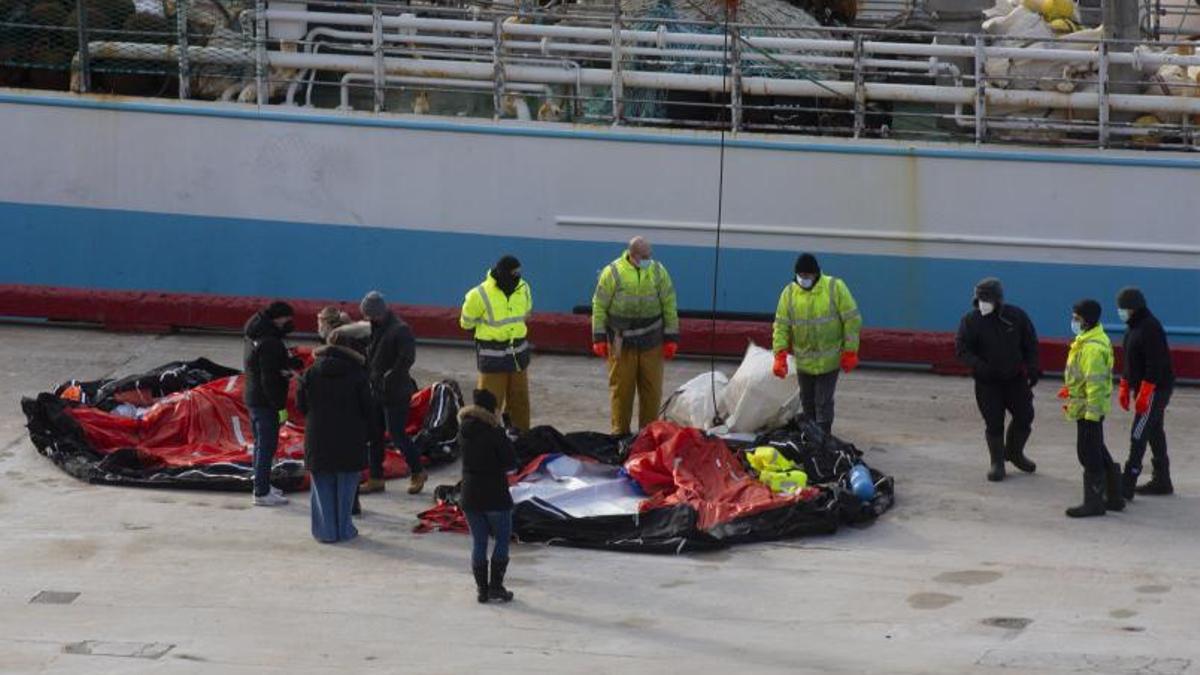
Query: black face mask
xmin=494 ymin=268 xmax=520 ymax=295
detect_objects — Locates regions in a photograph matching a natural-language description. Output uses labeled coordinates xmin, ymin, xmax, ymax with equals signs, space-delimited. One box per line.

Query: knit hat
xmin=317 ymin=306 xmax=351 ymax=341
xmin=1073 ymin=299 xmax=1102 ymax=326
xmin=1116 ymin=286 xmax=1147 ymax=312
xmin=794 ymin=253 xmax=820 ymax=276
xmin=265 ymin=301 xmax=294 ymax=319
xmin=495 ymin=255 xmax=521 ymax=274
xmin=472 ymin=388 xmax=498 ymax=414
xmin=974 ymin=277 xmax=1004 ymax=304
xmin=360 ymin=291 xmax=388 ymax=320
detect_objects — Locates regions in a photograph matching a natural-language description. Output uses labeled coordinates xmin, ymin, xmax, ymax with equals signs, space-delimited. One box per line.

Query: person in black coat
xmin=296 ymin=329 xmax=373 ymax=543
xmin=1116 ymin=287 xmax=1176 ymax=498
xmin=955 ymin=278 xmax=1040 ymax=482
xmin=458 ymin=388 xmax=518 ymax=604
xmin=359 ymin=291 xmax=426 ymax=495
xmin=243 ymin=301 xmax=297 ymax=506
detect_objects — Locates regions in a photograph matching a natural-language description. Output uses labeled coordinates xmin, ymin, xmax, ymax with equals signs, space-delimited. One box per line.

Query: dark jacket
xmin=458 ymin=405 xmax=517 ymax=512
xmin=1122 ymin=308 xmax=1174 ymax=390
xmin=243 ymin=311 xmax=291 ymax=410
xmin=366 ymin=311 xmax=418 ymax=405
xmin=296 ymin=346 xmax=373 ymax=474
xmin=955 ymin=303 xmax=1039 ymax=383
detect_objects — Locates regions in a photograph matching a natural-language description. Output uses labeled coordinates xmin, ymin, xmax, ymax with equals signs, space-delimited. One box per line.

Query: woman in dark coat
xmin=296 ymin=328 xmax=373 ymax=543
xmin=458 ymin=388 xmax=518 ymax=603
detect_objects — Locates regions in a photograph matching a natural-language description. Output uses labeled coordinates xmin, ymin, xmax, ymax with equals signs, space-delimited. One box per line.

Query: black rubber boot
xmin=488 ymin=557 xmax=514 ymax=603
xmin=1121 ymin=463 xmax=1139 ymax=502
xmin=472 ymin=562 xmax=490 ymax=604
xmin=1004 ymin=425 xmax=1037 ymax=473
xmin=986 ymin=433 xmax=1006 ymax=482
xmin=1136 ymin=458 xmax=1174 ymax=496
xmin=1066 ymin=471 xmax=1107 ymax=518
xmin=351 ymin=486 xmax=362 ymax=516
xmin=1105 ymin=462 xmax=1125 ymax=512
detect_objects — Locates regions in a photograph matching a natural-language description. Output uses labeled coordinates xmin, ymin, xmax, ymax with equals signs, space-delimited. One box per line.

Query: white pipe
xmin=337 ymin=73 xmax=549 ymax=109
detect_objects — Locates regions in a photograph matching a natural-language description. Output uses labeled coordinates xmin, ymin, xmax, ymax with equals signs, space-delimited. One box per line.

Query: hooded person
xmin=296 ymin=326 xmax=373 ymax=543
xmin=359 ymin=291 xmax=425 ymax=495
xmin=243 ymin=301 xmax=296 ymax=506
xmin=1115 ymin=286 xmax=1175 ymax=498
xmin=459 ymin=255 xmax=534 ymax=432
xmin=590 ymin=236 xmax=680 ymax=436
xmin=954 ymin=277 xmax=1041 ymax=482
xmin=1058 ymin=299 xmax=1122 ymax=518
xmin=770 ymin=253 xmax=862 ymax=434
xmin=457 ymin=388 xmax=517 ymax=603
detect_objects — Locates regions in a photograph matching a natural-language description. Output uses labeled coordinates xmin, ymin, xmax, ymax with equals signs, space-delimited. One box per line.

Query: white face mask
xmin=796 ymin=275 xmax=815 ymax=290
xmin=978 ymin=301 xmax=995 ymax=316
xmin=637 ymin=258 xmax=652 ymax=270
xmin=1071 ymin=319 xmax=1083 ymax=336
xmin=1118 ymin=308 xmax=1132 ymax=323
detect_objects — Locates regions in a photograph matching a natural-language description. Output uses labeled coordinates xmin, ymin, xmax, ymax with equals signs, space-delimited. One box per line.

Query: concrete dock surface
xmin=1 ymin=323 xmax=1197 ymax=674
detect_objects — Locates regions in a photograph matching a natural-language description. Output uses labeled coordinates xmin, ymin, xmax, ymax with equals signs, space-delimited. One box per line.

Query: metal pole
xmin=852 ymin=33 xmax=865 ymax=138
xmin=1099 ymin=40 xmax=1110 ymax=148
xmin=372 ymin=6 xmax=385 ymax=112
xmin=177 ymin=0 xmax=191 ymax=99
xmin=255 ymin=0 xmax=267 ymax=105
xmin=730 ymin=14 xmax=742 ymax=132
xmin=75 ymin=0 xmax=91 ymax=94
xmin=492 ymin=18 xmax=505 ymax=120
xmin=610 ymin=3 xmax=623 ymax=125
xmin=973 ymin=34 xmax=986 ymax=144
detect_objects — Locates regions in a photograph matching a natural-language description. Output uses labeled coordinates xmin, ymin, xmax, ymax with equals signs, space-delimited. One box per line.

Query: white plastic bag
xmin=720 ymin=343 xmax=800 ymax=433
xmin=660 ymin=371 xmax=729 ymax=430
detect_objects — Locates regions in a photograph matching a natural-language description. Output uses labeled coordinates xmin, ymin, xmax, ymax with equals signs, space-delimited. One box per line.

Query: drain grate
xmin=63 ymin=641 xmax=174 ymax=660
xmin=29 ymin=591 xmax=80 ymax=605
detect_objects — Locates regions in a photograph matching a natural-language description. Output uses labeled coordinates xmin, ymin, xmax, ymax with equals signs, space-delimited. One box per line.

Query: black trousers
xmin=1126 ymin=385 xmax=1172 ymax=473
xmin=1076 ymin=418 xmax=1114 ymax=473
xmin=974 ymin=377 xmax=1034 ymax=438
xmin=798 ymin=370 xmax=839 ymax=434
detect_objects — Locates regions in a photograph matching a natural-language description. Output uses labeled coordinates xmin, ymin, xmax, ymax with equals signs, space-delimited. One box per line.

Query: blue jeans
xmin=249 ymin=406 xmax=280 ymax=497
xmin=381 ymin=401 xmax=423 ymax=479
xmin=464 ymin=509 xmax=513 ymax=565
xmin=310 ymin=471 xmax=360 ymax=543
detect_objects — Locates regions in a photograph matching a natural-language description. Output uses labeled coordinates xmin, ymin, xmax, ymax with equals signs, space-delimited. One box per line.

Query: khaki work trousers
xmin=607 ymin=346 xmax=664 ymax=436
xmin=477 ymin=369 xmax=531 ymax=432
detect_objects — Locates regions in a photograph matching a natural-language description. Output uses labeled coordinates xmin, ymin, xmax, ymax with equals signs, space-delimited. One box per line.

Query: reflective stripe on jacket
xmin=591 ymin=253 xmax=679 ymax=349
xmin=460 ymin=271 xmax=533 ymax=373
xmin=1064 ymin=324 xmax=1113 ymax=422
xmin=771 ymin=275 xmax=862 ymax=375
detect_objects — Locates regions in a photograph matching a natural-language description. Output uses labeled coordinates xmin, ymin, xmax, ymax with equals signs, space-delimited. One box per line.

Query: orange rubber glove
xmin=1118 ymin=378 xmax=1131 ymax=411
xmin=840 ymin=351 xmax=859 ymax=373
xmin=592 ymin=341 xmax=608 ymax=358
xmin=663 ymin=342 xmax=678 ymax=360
xmin=1057 ymin=386 xmax=1070 ymax=400
xmin=772 ymin=350 xmax=789 ymax=379
xmin=1135 ymin=381 xmax=1156 ymax=416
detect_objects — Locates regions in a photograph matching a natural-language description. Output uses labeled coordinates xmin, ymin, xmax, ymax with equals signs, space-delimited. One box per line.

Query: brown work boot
xmin=407 ymin=471 xmax=428 ymax=495
xmin=358 ymin=477 xmax=386 ymax=494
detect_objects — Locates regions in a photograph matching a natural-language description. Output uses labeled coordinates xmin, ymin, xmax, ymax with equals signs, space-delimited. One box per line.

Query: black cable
xmin=708 ymin=0 xmax=732 ymax=428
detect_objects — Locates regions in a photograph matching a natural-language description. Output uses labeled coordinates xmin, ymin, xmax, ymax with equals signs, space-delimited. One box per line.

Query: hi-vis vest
xmin=1063 ymin=324 xmax=1113 ymax=422
xmin=748 ymin=446 xmax=809 ymax=494
xmin=591 ymin=253 xmax=679 ymax=349
xmin=460 ymin=271 xmax=533 ymax=373
xmin=771 ymin=275 xmax=862 ymax=375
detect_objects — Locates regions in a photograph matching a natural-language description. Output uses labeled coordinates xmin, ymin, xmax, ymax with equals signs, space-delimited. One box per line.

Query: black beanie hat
xmin=794 ymin=253 xmax=820 ymax=276
xmin=472 ymin=388 xmax=498 ymax=414
xmin=265 ymin=301 xmax=295 ymax=319
xmin=1116 ymin=287 xmax=1146 ymax=312
xmin=1073 ymin=299 xmax=1102 ymax=326
xmin=974 ymin=277 xmax=1004 ymax=303
xmin=496 ymin=255 xmax=521 ymax=274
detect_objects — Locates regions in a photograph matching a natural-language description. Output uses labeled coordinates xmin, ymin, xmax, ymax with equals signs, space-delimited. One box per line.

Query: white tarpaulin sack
xmin=660 ymin=371 xmax=729 ymax=430
xmin=720 ymin=343 xmax=800 ymax=433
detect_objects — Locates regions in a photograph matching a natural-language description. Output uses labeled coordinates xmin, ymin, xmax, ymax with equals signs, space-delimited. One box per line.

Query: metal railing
xmin=3 ymin=0 xmax=1200 ymax=151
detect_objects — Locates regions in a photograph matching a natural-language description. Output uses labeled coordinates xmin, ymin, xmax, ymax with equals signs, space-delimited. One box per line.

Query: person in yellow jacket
xmin=460 ymin=255 xmax=532 ymax=431
xmin=1057 ymin=299 xmax=1124 ymax=518
xmin=591 ymin=237 xmax=679 ymax=436
xmin=771 ymin=253 xmax=862 ymax=434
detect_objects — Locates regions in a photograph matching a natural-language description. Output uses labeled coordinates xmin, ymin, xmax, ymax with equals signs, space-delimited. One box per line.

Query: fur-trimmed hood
xmin=313 ymin=344 xmax=366 ymax=366
xmin=457 ymin=404 xmax=500 ymax=427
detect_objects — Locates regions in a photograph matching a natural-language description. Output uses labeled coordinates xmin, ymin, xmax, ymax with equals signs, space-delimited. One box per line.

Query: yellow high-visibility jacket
xmin=771 ymin=275 xmax=862 ymax=375
xmin=591 ymin=252 xmax=679 ymax=349
xmin=1063 ymin=324 xmax=1113 ymax=422
xmin=460 ymin=270 xmax=532 ymax=372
